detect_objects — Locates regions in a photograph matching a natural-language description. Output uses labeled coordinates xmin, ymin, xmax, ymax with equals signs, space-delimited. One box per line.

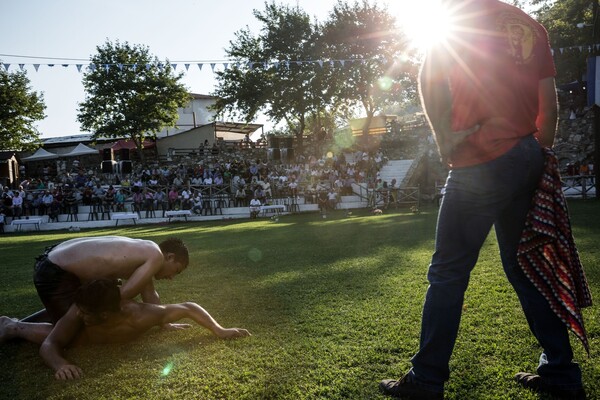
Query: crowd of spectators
xmin=1 ymin=143 xmax=390 ymax=225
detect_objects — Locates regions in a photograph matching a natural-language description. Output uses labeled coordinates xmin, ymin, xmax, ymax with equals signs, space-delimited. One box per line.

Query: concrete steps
xmin=379 ymin=159 xmax=414 ymax=186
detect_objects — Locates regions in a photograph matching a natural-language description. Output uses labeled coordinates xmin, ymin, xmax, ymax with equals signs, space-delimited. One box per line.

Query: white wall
xmin=157 ymin=96 xmax=217 ymax=138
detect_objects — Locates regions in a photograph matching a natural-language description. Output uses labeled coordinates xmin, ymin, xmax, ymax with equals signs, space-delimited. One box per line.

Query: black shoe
xmin=515 ymin=372 xmax=586 ymax=400
xmin=379 ymin=373 xmax=444 ymax=400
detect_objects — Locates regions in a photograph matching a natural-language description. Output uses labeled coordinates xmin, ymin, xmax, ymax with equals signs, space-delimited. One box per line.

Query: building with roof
xmin=23 ymin=93 xmax=263 ymax=164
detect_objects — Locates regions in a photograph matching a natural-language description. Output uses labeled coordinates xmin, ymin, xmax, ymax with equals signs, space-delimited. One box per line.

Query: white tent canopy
xmin=21 ymin=148 xmax=59 ymax=161
xmin=63 ymin=143 xmax=98 ymax=157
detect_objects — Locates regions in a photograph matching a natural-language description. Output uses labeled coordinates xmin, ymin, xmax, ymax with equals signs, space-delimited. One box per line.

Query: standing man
xmin=380 ymin=1 xmax=586 ymax=399
xmin=23 ymin=236 xmax=189 ymax=326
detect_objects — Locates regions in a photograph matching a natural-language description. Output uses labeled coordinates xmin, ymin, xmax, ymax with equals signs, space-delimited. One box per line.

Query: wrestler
xmin=23 ymin=236 xmax=189 ymax=325
xmin=1 ymin=279 xmax=250 ymax=380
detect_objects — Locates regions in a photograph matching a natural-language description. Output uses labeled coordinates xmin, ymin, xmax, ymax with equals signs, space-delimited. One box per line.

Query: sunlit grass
xmin=1 ymin=202 xmax=598 ymax=399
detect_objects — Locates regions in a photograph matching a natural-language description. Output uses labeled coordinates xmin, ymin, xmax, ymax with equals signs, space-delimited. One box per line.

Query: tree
xmin=320 ymin=0 xmax=416 ymax=150
xmin=532 ymin=0 xmax=595 ymax=85
xmin=212 ymin=2 xmax=324 ymax=150
xmin=77 ymin=40 xmax=191 ymax=163
xmin=0 ymin=66 xmax=46 ymax=151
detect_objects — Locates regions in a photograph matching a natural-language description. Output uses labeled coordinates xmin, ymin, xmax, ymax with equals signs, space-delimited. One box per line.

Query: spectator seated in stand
xmin=191 ymin=191 xmax=203 ymax=214
xmin=115 ymin=189 xmax=126 ymax=212
xmin=249 ymin=196 xmax=261 ymax=219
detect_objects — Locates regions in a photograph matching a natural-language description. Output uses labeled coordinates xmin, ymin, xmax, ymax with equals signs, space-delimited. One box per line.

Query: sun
xmin=387 ymin=0 xmax=456 ymax=52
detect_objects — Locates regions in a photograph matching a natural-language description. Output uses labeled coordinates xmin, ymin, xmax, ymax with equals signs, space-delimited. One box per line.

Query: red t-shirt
xmin=446 ymin=0 xmax=556 ymax=167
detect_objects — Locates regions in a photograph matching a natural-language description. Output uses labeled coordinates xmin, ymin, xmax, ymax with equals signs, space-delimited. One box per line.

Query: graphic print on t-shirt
xmin=496 ymin=12 xmax=537 ymax=65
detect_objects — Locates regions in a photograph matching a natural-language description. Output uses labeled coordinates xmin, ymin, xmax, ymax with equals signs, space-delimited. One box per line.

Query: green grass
xmin=1 ymin=201 xmax=599 ymax=399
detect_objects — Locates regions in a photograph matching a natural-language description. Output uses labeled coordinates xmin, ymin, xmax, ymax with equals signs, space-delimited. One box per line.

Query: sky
xmin=0 ymin=0 xmax=448 ymax=140
xmin=0 ymin=0 xmax=335 ymax=139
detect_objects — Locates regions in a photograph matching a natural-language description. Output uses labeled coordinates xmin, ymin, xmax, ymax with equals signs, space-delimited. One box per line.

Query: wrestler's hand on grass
xmin=217 ymin=327 xmax=251 ymax=339
xmin=55 ymin=364 xmax=83 ymax=380
xmin=161 ymin=323 xmax=192 ymax=331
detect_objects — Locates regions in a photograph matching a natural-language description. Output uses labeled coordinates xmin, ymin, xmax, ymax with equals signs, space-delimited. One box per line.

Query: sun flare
xmin=388 ymin=0 xmax=455 ymax=52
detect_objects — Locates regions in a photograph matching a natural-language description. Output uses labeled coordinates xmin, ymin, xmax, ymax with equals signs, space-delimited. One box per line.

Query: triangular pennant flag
xmin=104 ymin=64 xmax=110 ymax=72
xmin=285 ymin=61 xmax=290 ymax=69
xmin=48 ymin=64 xmax=55 ymax=67
xmin=34 ymin=64 xmax=40 ymax=71
xmin=340 ymin=60 xmax=346 ymax=67
xmin=117 ymin=63 xmax=123 ymax=71
xmin=318 ymin=60 xmax=323 ymax=68
xmin=184 ymin=63 xmax=190 ymax=71
xmin=210 ymin=63 xmax=216 ymax=72
xmin=132 ymin=63 xmax=137 ymax=71
xmin=146 ymin=64 xmax=152 ymax=70
xmin=296 ymin=61 xmax=302 ymax=66
xmin=263 ymin=62 xmax=268 ymax=69
xmin=197 ymin=63 xmax=203 ymax=71
xmin=273 ymin=62 xmax=279 ymax=69
xmin=19 ymin=64 xmax=25 ymax=71
xmin=223 ymin=63 xmax=229 ymax=70
xmin=171 ymin=64 xmax=177 ymax=70
xmin=157 ymin=63 xmax=164 ymax=71
xmin=247 ymin=61 xmax=254 ymax=69
xmin=2 ymin=63 xmax=9 ymax=71
xmin=76 ymin=64 xmax=82 ymax=72
xmin=62 ymin=64 xmax=69 ymax=68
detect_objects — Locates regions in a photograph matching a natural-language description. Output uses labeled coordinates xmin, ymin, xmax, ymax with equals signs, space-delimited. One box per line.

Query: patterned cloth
xmin=517 ymin=148 xmax=592 ymax=353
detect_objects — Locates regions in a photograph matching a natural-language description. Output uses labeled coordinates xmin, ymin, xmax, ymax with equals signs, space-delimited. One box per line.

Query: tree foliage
xmin=532 ymin=0 xmax=596 ymax=85
xmin=212 ymin=2 xmax=322 ymax=149
xmin=320 ymin=0 xmax=415 ymax=145
xmin=0 ymin=66 xmax=46 ymax=151
xmin=212 ymin=0 xmax=417 ymax=151
xmin=77 ymin=40 xmax=190 ymax=161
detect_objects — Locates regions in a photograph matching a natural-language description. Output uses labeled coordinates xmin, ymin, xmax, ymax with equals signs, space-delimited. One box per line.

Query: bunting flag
xmin=2 ymin=41 xmax=600 ymax=75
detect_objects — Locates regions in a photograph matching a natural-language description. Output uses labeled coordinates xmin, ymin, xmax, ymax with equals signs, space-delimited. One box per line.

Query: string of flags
xmin=551 ymin=43 xmax=600 ymax=56
xmin=3 ymin=42 xmax=600 ymax=73
xmin=0 ymin=58 xmax=372 ymax=73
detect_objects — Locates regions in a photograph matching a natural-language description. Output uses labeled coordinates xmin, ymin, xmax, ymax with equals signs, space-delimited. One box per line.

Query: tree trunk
xmin=133 ymin=135 xmax=146 ymax=166
xmin=362 ymin=111 xmax=375 ymax=152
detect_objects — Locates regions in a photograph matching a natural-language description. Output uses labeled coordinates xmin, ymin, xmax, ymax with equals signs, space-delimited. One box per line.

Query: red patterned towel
xmin=517 ymin=148 xmax=592 ymax=354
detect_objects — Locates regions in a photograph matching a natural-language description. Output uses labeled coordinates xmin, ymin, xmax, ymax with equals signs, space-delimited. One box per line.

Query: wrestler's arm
xmin=119 ymin=248 xmax=163 ymax=301
xmin=39 ymin=305 xmax=85 ymax=380
xmin=133 ymin=302 xmax=250 ymax=339
xmin=536 ymin=77 xmax=558 ymax=148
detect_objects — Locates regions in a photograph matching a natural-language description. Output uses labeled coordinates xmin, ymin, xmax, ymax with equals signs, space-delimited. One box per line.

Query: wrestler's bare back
xmin=47 ymin=236 xmax=163 ymax=281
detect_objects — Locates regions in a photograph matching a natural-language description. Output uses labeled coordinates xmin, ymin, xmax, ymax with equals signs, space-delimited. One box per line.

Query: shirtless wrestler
xmin=1 ymin=279 xmax=250 ymax=380
xmin=22 ymin=236 xmax=189 ymax=324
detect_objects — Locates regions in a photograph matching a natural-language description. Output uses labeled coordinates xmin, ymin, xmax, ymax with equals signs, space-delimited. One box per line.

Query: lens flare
xmin=377 ymin=76 xmax=393 ymax=91
xmin=162 ymin=362 xmax=174 ymax=376
xmin=334 ymin=129 xmax=355 ymax=149
xmin=248 ymin=248 xmax=262 ymax=262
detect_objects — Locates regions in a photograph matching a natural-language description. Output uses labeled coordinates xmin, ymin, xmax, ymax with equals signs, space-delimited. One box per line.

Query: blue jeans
xmin=410 ymin=135 xmax=582 ymax=392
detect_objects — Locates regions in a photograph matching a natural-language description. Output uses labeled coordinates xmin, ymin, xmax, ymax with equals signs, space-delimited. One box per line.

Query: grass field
xmin=1 ymin=201 xmax=598 ymax=399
